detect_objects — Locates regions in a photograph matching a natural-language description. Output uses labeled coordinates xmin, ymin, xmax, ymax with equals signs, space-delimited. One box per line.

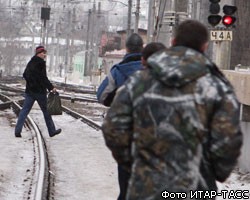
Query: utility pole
xmin=69 ymin=7 xmax=76 ymax=73
xmin=89 ymin=2 xmax=96 ymax=79
xmin=48 ymin=18 xmax=57 ymax=72
xmin=134 ymin=0 xmax=140 ymax=33
xmin=147 ymin=0 xmax=155 ymax=42
xmin=93 ymin=2 xmax=101 ymax=69
xmin=84 ymin=9 xmax=92 ymax=76
xmin=41 ymin=0 xmax=49 ymax=45
xmin=156 ymin=0 xmax=190 ymax=46
xmin=155 ymin=0 xmax=170 ymax=45
xmin=127 ymin=0 xmax=132 ymax=37
xmin=65 ymin=10 xmax=71 ymax=83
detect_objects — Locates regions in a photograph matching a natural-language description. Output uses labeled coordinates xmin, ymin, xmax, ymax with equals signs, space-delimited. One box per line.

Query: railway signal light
xmin=208 ymin=15 xmax=222 ymax=27
xmin=209 ymin=0 xmax=220 ymax=14
xmin=222 ymin=16 xmax=236 ymax=27
xmin=41 ymin=7 xmax=51 ymax=20
xmin=208 ymin=0 xmax=221 ymax=27
xmin=222 ymin=5 xmax=237 ymax=27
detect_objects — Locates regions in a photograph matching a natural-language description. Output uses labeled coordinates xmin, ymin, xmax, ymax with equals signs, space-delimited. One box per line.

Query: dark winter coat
xmin=97 ymin=53 xmax=142 ymax=106
xmin=102 ymin=46 xmax=243 ymax=200
xmin=23 ymin=56 xmax=53 ymax=94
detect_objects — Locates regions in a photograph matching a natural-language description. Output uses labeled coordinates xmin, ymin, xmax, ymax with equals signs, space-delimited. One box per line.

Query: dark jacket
xmin=23 ymin=56 xmax=53 ymax=94
xmin=97 ymin=53 xmax=142 ymax=106
xmin=102 ymin=46 xmax=242 ymax=200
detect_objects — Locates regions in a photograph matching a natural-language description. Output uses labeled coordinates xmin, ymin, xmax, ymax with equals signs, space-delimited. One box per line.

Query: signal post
xmin=208 ymin=0 xmax=237 ymax=70
xmin=208 ymin=1 xmax=250 ymax=173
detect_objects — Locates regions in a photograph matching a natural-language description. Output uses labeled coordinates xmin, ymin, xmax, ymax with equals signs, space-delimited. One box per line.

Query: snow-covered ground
xmin=0 ymin=103 xmax=118 ymax=199
xmin=217 ymin=168 xmax=250 ymax=200
xmin=1 ymin=78 xmax=250 ymax=199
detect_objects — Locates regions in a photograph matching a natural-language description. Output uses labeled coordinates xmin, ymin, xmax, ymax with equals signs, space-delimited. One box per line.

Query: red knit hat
xmin=35 ymin=46 xmax=47 ymax=55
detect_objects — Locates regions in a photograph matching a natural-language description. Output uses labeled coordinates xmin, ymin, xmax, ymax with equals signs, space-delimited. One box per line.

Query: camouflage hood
xmin=102 ymin=45 xmax=242 ymax=198
xmin=147 ymin=46 xmax=212 ymax=87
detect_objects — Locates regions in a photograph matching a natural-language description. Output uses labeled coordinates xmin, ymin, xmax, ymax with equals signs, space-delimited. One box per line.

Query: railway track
xmin=0 ymin=80 xmax=107 ymax=128
xmin=2 ymin=76 xmax=250 ymax=199
xmin=0 ymin=93 xmax=48 ymax=199
xmin=0 ymin=82 xmax=114 ymax=199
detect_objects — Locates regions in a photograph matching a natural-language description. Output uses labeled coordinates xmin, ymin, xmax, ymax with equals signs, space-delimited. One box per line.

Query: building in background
xmin=1 ymin=0 xmax=250 ymax=81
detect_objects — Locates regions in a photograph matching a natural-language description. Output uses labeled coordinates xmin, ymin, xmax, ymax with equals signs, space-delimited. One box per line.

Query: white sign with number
xmin=210 ymin=30 xmax=233 ymax=41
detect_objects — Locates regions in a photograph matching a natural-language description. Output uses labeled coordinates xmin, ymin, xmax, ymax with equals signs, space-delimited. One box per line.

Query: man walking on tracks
xmin=15 ymin=46 xmax=61 ymax=138
xmin=102 ymin=20 xmax=242 ymax=200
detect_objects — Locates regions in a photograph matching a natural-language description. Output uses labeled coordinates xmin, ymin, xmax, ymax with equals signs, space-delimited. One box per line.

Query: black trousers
xmin=117 ymin=165 xmax=130 ymax=200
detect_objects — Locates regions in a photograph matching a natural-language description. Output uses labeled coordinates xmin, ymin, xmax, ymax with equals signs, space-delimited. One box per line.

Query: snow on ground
xmin=0 ymin=109 xmax=35 ymax=199
xmin=1 ymin=106 xmax=250 ymax=200
xmin=30 ymin=103 xmax=119 ymax=200
xmin=217 ymin=168 xmax=250 ymax=200
xmin=0 ymin=77 xmax=250 ymax=200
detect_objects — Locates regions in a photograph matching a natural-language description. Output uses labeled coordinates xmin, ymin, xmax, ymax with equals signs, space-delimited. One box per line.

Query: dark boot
xmin=15 ymin=132 xmax=22 ymax=138
xmin=50 ymin=129 xmax=62 ymax=137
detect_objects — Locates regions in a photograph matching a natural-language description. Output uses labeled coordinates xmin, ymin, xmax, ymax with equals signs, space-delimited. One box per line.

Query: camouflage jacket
xmin=102 ymin=46 xmax=243 ymax=200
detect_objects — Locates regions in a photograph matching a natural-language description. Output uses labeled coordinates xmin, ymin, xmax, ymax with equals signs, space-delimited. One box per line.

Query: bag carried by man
xmin=47 ymin=92 xmax=62 ymax=115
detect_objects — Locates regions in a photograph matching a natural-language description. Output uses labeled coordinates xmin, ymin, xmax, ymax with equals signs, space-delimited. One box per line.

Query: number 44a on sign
xmin=210 ymin=30 xmax=233 ymax=41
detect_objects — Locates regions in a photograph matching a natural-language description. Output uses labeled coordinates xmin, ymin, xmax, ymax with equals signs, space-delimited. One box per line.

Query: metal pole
xmin=134 ymin=0 xmax=140 ymax=34
xmin=41 ymin=0 xmax=49 ymax=45
xmin=84 ymin=9 xmax=91 ymax=76
xmin=65 ymin=10 xmax=71 ymax=82
xmin=41 ymin=20 xmax=46 ymax=45
xmin=89 ymin=2 xmax=96 ymax=79
xmin=147 ymin=0 xmax=155 ymax=42
xmin=93 ymin=2 xmax=101 ymax=69
xmin=127 ymin=0 xmax=132 ymax=37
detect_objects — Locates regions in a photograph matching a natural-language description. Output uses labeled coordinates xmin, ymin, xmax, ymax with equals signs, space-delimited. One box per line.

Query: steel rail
xmin=62 ymin=105 xmax=101 ymax=130
xmin=0 ymin=93 xmax=46 ymax=200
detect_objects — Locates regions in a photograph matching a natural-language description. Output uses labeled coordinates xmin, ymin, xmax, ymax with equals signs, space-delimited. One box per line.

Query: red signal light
xmin=222 ymin=15 xmax=236 ymax=27
xmin=222 ymin=5 xmax=237 ymax=28
xmin=223 ymin=16 xmax=233 ymax=25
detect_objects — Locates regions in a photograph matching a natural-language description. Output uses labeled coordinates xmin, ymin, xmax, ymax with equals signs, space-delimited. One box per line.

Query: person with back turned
xmin=141 ymin=42 xmax=166 ymax=68
xmin=15 ymin=46 xmax=61 ymax=138
xmin=101 ymin=20 xmax=242 ymax=200
xmin=97 ymin=33 xmax=143 ymax=200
